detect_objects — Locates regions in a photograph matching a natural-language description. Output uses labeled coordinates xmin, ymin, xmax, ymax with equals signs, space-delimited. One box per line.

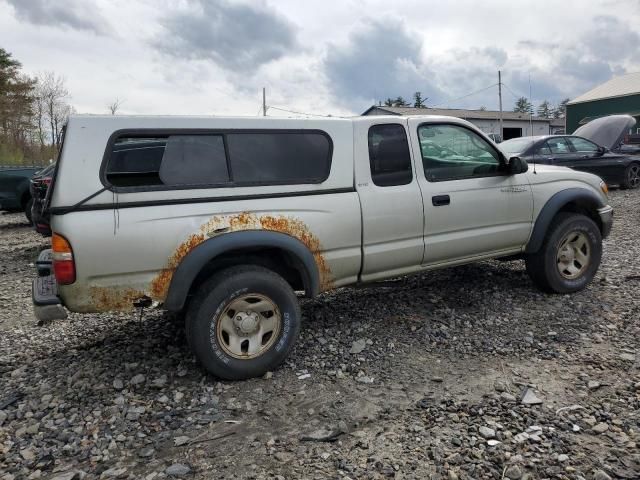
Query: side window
xmin=105 ymin=131 xmax=332 ymax=188
xmin=535 ymin=143 xmax=552 ymax=155
xmin=106 ymin=135 xmax=229 ymax=187
xmin=547 ymin=137 xmax=571 ymax=154
xmin=567 ymin=137 xmax=598 ymax=153
xmin=367 ymin=124 xmax=413 ymax=187
xmin=227 ymin=132 xmax=331 ymax=184
xmin=418 ymin=124 xmax=502 ymax=182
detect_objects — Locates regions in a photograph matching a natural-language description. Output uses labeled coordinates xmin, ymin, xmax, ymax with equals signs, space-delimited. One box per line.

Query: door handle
xmin=432 ymin=195 xmax=450 ymax=206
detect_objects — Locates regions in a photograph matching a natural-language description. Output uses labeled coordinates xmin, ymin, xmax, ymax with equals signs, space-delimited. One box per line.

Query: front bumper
xmin=32 ymin=249 xmax=67 ymax=322
xmin=598 ymin=205 xmax=613 ymax=239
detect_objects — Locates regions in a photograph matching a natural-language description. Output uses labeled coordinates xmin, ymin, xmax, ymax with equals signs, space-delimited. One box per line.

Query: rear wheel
xmin=185 ymin=265 xmax=301 ymax=380
xmin=621 ymin=163 xmax=640 ymax=189
xmin=525 ymin=213 xmax=602 ymax=293
xmin=24 ymin=197 xmax=34 ymax=224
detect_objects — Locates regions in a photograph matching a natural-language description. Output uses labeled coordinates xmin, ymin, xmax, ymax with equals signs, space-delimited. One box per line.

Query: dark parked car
xmin=30 ymin=163 xmax=56 ymax=236
xmin=0 ymin=165 xmax=44 ymax=221
xmin=500 ymin=115 xmax=640 ymax=189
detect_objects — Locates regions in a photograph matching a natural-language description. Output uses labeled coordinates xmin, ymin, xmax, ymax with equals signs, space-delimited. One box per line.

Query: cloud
xmin=324 ymin=19 xmax=443 ymax=109
xmin=154 ymin=0 xmax=297 ymax=73
xmin=4 ymin=0 xmax=107 ymax=34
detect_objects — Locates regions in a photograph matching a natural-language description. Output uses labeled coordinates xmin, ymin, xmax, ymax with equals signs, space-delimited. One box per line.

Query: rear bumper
xmin=598 ymin=205 xmax=613 ymax=239
xmin=32 ymin=250 xmax=67 ymax=322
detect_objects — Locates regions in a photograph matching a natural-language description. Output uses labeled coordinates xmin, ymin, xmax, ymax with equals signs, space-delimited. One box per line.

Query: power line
xmin=268 ymin=105 xmax=342 ymax=118
xmin=429 ymin=83 xmax=498 ymax=108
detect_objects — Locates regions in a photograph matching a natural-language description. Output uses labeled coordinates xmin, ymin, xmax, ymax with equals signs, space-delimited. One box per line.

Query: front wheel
xmin=186 ymin=265 xmax=301 ymax=380
xmin=525 ymin=213 xmax=602 ymax=293
xmin=621 ymin=163 xmax=640 ymax=189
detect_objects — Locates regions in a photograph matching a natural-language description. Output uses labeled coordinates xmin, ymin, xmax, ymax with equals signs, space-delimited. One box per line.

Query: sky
xmin=2 ymin=0 xmax=639 ymax=117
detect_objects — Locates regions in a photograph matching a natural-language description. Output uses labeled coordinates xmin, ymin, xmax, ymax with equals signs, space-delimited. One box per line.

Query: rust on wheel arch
xmin=150 ymin=212 xmax=333 ymax=303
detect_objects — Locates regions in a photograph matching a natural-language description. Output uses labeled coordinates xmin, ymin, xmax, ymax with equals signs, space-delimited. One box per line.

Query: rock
xmin=479 ymin=426 xmax=496 ymax=439
xmin=431 ymin=376 xmax=444 ymax=382
xmin=0 ymin=410 xmax=6 ymax=426
xmin=274 ymin=451 xmax=293 ymax=462
xmin=20 ymin=448 xmax=36 ymax=461
xmin=592 ymin=423 xmax=609 ymax=434
xmin=487 ymin=439 xmax=501 ymax=446
xmin=113 ymin=379 xmax=124 ymax=390
xmin=166 ymin=464 xmax=191 ymax=477
xmin=494 ymin=379 xmax=508 ymax=392
xmin=101 ymin=467 xmax=127 ymax=478
xmin=557 ymin=454 xmax=569 ymax=462
xmin=174 ymin=436 xmax=190 ymax=446
xmin=504 ymin=464 xmax=523 ymax=479
xmin=138 ymin=447 xmax=154 ymax=458
xmin=588 ymin=380 xmax=601 ymax=390
xmin=520 ymin=388 xmax=543 ymax=405
xmin=620 ymin=353 xmax=635 ymax=362
xmin=262 ymin=371 xmax=273 ymax=380
xmin=448 ymin=470 xmax=459 ymax=480
xmin=130 ymin=374 xmax=145 ymax=385
xmin=350 ymin=339 xmax=366 ymax=354
xmin=513 ymin=432 xmax=529 ymax=443
xmin=593 ymin=470 xmax=612 ymax=480
xmin=174 ymin=391 xmax=184 ymax=402
xmin=445 ymin=452 xmax=463 ymax=465
xmin=356 ymin=376 xmax=374 ymax=384
xmin=500 ymin=392 xmax=517 ymax=402
xmin=50 ymin=472 xmax=83 ymax=480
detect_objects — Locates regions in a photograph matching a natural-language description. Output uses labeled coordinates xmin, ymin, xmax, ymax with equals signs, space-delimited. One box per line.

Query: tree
xmin=384 ymin=98 xmax=394 ymax=107
xmin=393 ymin=96 xmax=410 ymax=107
xmin=0 ymin=48 xmax=36 ymax=163
xmin=513 ymin=97 xmax=533 ymax=114
xmin=107 ymin=98 xmax=123 ymax=115
xmin=537 ymin=100 xmax=552 ymax=118
xmin=36 ymin=72 xmax=70 ymax=148
xmin=413 ymin=91 xmax=427 ymax=108
xmin=553 ymin=98 xmax=570 ymax=119
xmin=479 ymin=106 xmax=487 ymax=111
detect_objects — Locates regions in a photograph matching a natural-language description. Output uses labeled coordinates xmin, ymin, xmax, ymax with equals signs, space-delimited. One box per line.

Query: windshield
xmin=500 ymin=138 xmax=534 ymax=154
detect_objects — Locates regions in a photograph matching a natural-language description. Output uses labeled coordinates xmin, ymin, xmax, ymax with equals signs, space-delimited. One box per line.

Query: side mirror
xmin=507 ymin=156 xmax=528 ymax=175
xmin=597 ymin=146 xmax=606 ymax=155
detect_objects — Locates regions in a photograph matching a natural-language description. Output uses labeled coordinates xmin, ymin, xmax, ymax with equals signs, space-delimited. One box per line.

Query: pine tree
xmin=413 ymin=91 xmax=426 ymax=108
xmin=553 ymin=98 xmax=570 ymax=118
xmin=513 ymin=97 xmax=533 ymax=114
xmin=394 ymin=96 xmax=410 ymax=107
xmin=537 ymin=100 xmax=552 ymax=118
xmin=384 ymin=98 xmax=394 ymax=107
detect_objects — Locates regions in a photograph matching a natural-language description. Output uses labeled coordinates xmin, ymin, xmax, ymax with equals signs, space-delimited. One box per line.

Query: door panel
xmin=408 ymin=119 xmax=533 ymax=264
xmin=355 ymin=120 xmax=425 ymax=281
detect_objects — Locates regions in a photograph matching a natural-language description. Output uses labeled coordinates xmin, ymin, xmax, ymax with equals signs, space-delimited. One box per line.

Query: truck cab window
xmin=367 ymin=124 xmax=413 ymax=187
xmin=418 ymin=124 xmax=502 ymax=181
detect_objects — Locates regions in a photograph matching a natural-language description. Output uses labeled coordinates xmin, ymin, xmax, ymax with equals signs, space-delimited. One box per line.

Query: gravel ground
xmin=1 ymin=189 xmax=639 ymax=480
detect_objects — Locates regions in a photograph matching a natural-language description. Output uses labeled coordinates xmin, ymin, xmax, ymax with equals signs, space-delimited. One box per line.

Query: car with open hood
xmin=500 ymin=115 xmax=639 ymax=189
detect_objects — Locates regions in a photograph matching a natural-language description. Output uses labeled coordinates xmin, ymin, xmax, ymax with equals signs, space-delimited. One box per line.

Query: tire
xmin=185 ymin=265 xmax=301 ymax=380
xmin=620 ymin=163 xmax=640 ymax=190
xmin=525 ymin=213 xmax=602 ymax=294
xmin=24 ymin=197 xmax=34 ymax=224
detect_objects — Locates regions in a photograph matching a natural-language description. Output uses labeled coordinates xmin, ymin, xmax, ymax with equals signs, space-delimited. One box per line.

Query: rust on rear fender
xmin=150 ymin=212 xmax=333 ymax=302
xmin=88 ymin=286 xmax=148 ymax=312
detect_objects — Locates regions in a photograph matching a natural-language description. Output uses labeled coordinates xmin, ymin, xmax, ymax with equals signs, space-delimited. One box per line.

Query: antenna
xmin=529 ymin=73 xmax=536 ymax=174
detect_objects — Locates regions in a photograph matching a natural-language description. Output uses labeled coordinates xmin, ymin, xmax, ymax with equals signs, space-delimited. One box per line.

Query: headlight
xmin=600 ymin=180 xmax=609 ymax=197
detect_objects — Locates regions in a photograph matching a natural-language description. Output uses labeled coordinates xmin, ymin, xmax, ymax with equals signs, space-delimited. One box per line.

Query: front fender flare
xmin=163 ymin=230 xmax=320 ymax=311
xmin=525 ymin=188 xmax=605 ymax=254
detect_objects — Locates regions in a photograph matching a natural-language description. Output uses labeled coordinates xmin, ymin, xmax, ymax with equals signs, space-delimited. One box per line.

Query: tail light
xmin=52 ymin=233 xmax=76 ymax=284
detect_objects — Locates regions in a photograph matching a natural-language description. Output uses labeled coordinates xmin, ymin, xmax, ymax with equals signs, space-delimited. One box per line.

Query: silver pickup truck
xmin=33 ymin=114 xmax=613 ymax=379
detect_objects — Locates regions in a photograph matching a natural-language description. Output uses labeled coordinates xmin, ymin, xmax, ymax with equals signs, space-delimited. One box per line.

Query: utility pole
xmin=262 ymin=87 xmax=267 ymax=116
xmin=498 ymin=70 xmax=503 ymax=139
